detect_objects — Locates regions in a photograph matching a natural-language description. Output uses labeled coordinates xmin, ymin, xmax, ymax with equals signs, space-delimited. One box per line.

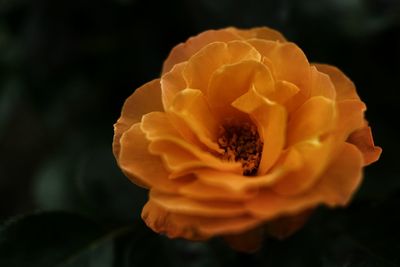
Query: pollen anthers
xmin=217 ymin=122 xmax=263 ymax=176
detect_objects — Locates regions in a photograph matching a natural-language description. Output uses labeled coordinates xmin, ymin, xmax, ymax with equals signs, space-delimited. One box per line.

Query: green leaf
xmin=0 ymin=211 xmax=131 ymax=267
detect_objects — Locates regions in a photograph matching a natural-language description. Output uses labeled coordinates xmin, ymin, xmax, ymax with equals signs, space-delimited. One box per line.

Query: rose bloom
xmin=113 ymin=27 xmax=381 ymax=252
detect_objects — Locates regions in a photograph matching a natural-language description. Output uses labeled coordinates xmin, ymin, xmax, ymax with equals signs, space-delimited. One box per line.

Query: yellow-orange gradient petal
xmin=348 ymin=126 xmax=382 ymax=166
xmin=208 ymin=60 xmax=274 ymax=121
xmin=118 ymin=123 xmax=191 ymax=191
xmin=113 ymin=79 xmax=163 ymax=159
xmin=246 ymin=142 xmax=363 ymax=219
xmin=272 ymin=138 xmax=334 ymax=196
xmin=142 ymin=198 xmax=261 ymax=241
xmin=183 ymin=41 xmax=261 ymax=93
xmin=162 ymin=29 xmax=241 ymax=74
xmin=248 ymin=40 xmax=311 ymax=95
xmin=287 ymin=96 xmax=336 ymax=146
xmin=314 ymin=64 xmax=360 ymax=101
xmin=168 ymin=89 xmax=221 ymax=152
xmin=309 ymin=66 xmax=336 ymax=99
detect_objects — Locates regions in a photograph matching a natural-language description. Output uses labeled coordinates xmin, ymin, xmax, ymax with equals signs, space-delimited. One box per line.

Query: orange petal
xmin=246 ymin=142 xmax=363 ymax=219
xmin=142 ymin=198 xmax=261 ymax=240
xmin=335 ymin=100 xmax=366 ymax=142
xmin=347 ymin=126 xmax=382 ymax=166
xmin=247 ymin=40 xmax=311 ymax=96
xmin=149 ymin=190 xmax=246 ymax=217
xmin=314 ymin=64 xmax=360 ymax=101
xmin=272 ymin=137 xmax=334 ymax=196
xmin=179 ymin=180 xmax=258 ymax=201
xmin=168 ymin=89 xmax=222 ymax=152
xmin=162 ymin=29 xmax=241 ymax=74
xmin=232 ymin=87 xmax=287 ymax=174
xmin=141 ymin=112 xmax=242 ymax=175
xmin=208 ymin=60 xmax=274 ymax=120
xmin=183 ymin=41 xmax=261 ymax=94
xmin=229 ymin=26 xmax=287 ymax=42
xmin=267 ymin=80 xmax=300 ymax=104
xmin=113 ymin=79 xmax=163 ymax=159
xmin=193 ymin=148 xmax=302 ymax=192
xmin=309 ymin=66 xmax=336 ymax=99
xmin=161 ymin=62 xmax=187 ymax=109
xmin=118 ymin=123 xmax=190 ymax=191
xmin=287 ymin=96 xmax=336 ymax=146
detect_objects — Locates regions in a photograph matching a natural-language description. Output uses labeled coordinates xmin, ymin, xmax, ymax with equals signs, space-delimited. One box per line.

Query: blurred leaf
xmin=0 ymin=211 xmax=132 ymax=267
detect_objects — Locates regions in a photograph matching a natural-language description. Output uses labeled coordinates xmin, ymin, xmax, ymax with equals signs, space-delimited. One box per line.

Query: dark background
xmin=0 ymin=0 xmax=399 ymax=266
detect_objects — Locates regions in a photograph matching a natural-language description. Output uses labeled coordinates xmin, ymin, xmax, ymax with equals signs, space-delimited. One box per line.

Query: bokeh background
xmin=0 ymin=0 xmax=399 ymax=266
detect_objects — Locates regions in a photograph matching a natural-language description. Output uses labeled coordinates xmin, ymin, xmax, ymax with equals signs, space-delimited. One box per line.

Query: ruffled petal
xmin=168 ymin=89 xmax=222 ymax=152
xmin=247 ymin=40 xmax=311 ymax=96
xmin=113 ymin=79 xmax=163 ymax=159
xmin=314 ymin=64 xmax=360 ymax=101
xmin=149 ymin=190 xmax=246 ymax=217
xmin=208 ymin=60 xmax=274 ymax=121
xmin=229 ymin=26 xmax=287 ymax=42
xmin=347 ymin=126 xmax=382 ymax=166
xmin=118 ymin=123 xmax=190 ymax=191
xmin=335 ymin=100 xmax=366 ymax=142
xmin=232 ymin=86 xmax=287 ymax=174
xmin=141 ymin=112 xmax=242 ymax=175
xmin=179 ymin=180 xmax=258 ymax=201
xmin=309 ymin=66 xmax=336 ymax=99
xmin=193 ymin=148 xmax=302 ymax=192
xmin=161 ymin=62 xmax=187 ymax=109
xmin=183 ymin=41 xmax=261 ymax=94
xmin=287 ymin=96 xmax=336 ymax=146
xmin=142 ymin=198 xmax=261 ymax=240
xmin=246 ymin=142 xmax=363 ymax=219
xmin=272 ymin=138 xmax=334 ymax=195
xmin=162 ymin=29 xmax=241 ymax=74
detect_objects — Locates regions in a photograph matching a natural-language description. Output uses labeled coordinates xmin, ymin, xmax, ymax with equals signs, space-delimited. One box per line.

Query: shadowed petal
xmin=113 ymin=79 xmax=163 ymax=159
xmin=348 ymin=126 xmax=382 ymax=166
xmin=246 ymin=143 xmax=363 ymax=219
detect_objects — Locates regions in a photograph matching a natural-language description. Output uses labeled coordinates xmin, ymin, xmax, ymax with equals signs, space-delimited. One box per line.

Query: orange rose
xmin=113 ymin=27 xmax=381 ymax=252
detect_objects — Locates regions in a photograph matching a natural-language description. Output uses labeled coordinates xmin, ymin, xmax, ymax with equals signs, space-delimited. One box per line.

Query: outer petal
xmin=272 ymin=138 xmax=334 ymax=196
xmin=161 ymin=62 xmax=187 ymax=109
xmin=287 ymin=96 xmax=336 ymax=146
xmin=142 ymin=198 xmax=261 ymax=240
xmin=179 ymin=180 xmax=258 ymax=201
xmin=162 ymin=29 xmax=241 ymax=74
xmin=314 ymin=64 xmax=360 ymax=101
xmin=246 ymin=143 xmax=363 ymax=219
xmin=348 ymin=126 xmax=382 ymax=166
xmin=309 ymin=66 xmax=336 ymax=99
xmin=113 ymin=79 xmax=163 ymax=159
xmin=183 ymin=41 xmax=261 ymax=94
xmin=149 ymin=191 xmax=246 ymax=217
xmin=228 ymin=26 xmax=287 ymax=42
xmin=118 ymin=123 xmax=191 ymax=191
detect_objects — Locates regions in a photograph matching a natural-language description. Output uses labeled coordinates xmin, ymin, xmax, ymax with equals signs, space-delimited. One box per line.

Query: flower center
xmin=217 ymin=123 xmax=263 ymax=176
